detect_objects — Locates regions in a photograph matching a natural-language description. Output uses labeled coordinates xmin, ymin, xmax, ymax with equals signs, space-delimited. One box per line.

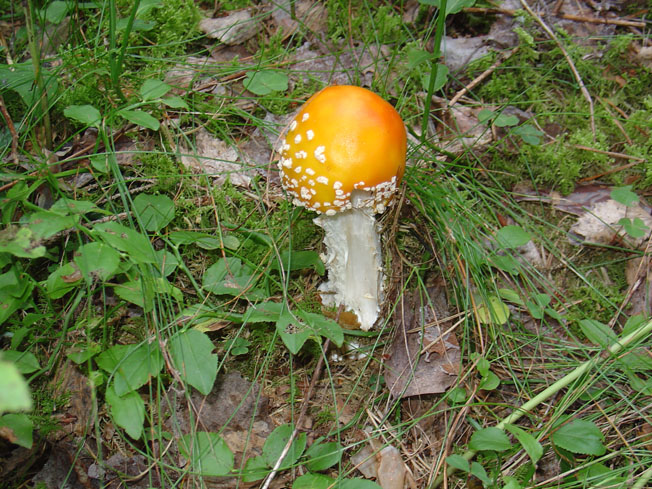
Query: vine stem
xmin=430 ymin=320 xmax=652 ymax=488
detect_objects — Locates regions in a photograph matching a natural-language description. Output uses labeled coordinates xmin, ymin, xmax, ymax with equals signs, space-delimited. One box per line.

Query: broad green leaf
xmin=447 ymin=386 xmax=467 ymax=403
xmin=551 ymin=419 xmax=606 ymax=456
xmin=28 ymin=211 xmax=78 ymax=239
xmin=89 ymin=152 xmax=115 ymax=173
xmin=276 ymin=312 xmax=312 ymax=355
xmin=470 ymin=462 xmax=492 ymax=485
xmin=140 ymin=79 xmax=171 ymax=101
xmin=502 ymin=477 xmax=524 ymax=489
xmin=162 ymin=96 xmax=189 ymax=109
xmin=578 ymin=319 xmax=617 ymax=348
xmin=469 ymin=427 xmax=513 ymax=452
xmin=298 ymin=310 xmax=344 ymax=348
xmin=67 ymin=344 xmax=101 ymax=364
xmin=64 ymin=104 xmax=101 ymax=127
xmin=293 ymin=473 xmax=336 ymax=489
xmin=118 ymin=109 xmax=160 ymax=131
xmin=496 ymin=225 xmax=531 ymax=248
xmin=504 ymin=424 xmax=543 ymax=464
xmin=244 ymin=70 xmax=288 ymax=95
xmin=407 ymin=47 xmax=431 ymax=69
xmin=2 ymin=351 xmax=40 ymax=374
xmin=478 ymin=371 xmax=500 ymax=391
xmin=113 ymin=278 xmax=155 ymax=312
xmin=105 ymin=385 xmax=145 ymax=439
xmin=242 ymin=455 xmax=269 ymax=482
xmin=133 ymin=193 xmax=175 ymax=231
xmin=611 ymin=186 xmax=639 ymax=207
xmin=494 ymin=113 xmax=519 ymax=127
xmin=273 ymin=250 xmax=325 ymax=275
xmin=0 ymin=227 xmax=46 ymax=258
xmin=244 ymin=302 xmax=285 ymax=323
xmin=263 ymin=424 xmax=307 ymax=470
xmin=179 ymin=431 xmax=234 ymax=476
xmin=339 ymin=479 xmax=383 ymax=489
xmin=154 ymin=248 xmax=179 ymax=277
xmin=202 ymin=257 xmax=258 ymax=297
xmin=75 ymin=242 xmax=121 ymax=282
xmin=618 ymin=217 xmax=648 ymax=238
xmin=490 ymin=253 xmax=520 ymax=274
xmin=445 ymin=454 xmax=469 ymax=472
xmin=304 ymin=440 xmax=343 ymax=471
xmin=512 ymin=124 xmax=543 ymax=145
xmin=96 ymin=342 xmax=163 ymax=396
xmin=93 ymin=221 xmax=156 ymax=264
xmin=45 ymin=262 xmax=81 ymax=299
xmin=0 ymin=413 xmax=33 ymax=448
xmin=0 ymin=361 xmax=32 ymax=413
xmin=476 ymin=296 xmax=510 ymax=325
xmin=50 ymin=198 xmax=101 ymax=215
xmin=421 ymin=63 xmax=449 ymax=92
xmin=525 ymin=293 xmax=551 ymax=320
xmin=418 ymin=0 xmax=475 ymax=15
xmin=41 ymin=1 xmax=71 ymax=24
xmin=169 ymin=230 xmax=238 ymax=250
xmin=576 ymin=463 xmax=624 ymax=487
xmin=168 ymin=329 xmax=217 ymax=395
xmin=498 ymin=288 xmax=524 ymax=306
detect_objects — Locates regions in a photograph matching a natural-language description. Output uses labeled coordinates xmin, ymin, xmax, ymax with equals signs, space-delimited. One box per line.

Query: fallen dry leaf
xmin=385 ymin=287 xmax=460 ymax=399
xmin=377 ymin=445 xmax=407 ymax=489
xmin=200 ymin=9 xmax=262 ymax=46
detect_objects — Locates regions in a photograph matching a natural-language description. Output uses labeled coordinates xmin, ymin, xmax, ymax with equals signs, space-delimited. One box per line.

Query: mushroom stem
xmin=314 ymin=191 xmax=383 ymax=330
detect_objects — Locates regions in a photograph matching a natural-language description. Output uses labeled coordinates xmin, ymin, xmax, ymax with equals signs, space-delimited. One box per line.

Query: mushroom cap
xmin=278 ymin=85 xmax=407 ymax=216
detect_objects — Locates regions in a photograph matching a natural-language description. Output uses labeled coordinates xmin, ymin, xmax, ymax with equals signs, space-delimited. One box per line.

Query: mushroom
xmin=277 ymin=85 xmax=407 ymax=330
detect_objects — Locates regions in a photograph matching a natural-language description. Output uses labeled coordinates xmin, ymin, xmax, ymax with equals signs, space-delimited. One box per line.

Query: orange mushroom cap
xmin=278 ymin=85 xmax=407 ymax=216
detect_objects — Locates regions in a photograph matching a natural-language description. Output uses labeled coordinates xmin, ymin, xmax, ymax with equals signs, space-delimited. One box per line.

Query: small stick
xmin=519 ymin=0 xmax=596 ymax=138
xmin=463 ymin=7 xmax=646 ymax=28
xmin=572 ymin=145 xmax=646 ymax=162
xmin=449 ymin=47 xmax=519 ymax=106
xmin=0 ymin=94 xmax=18 ymax=164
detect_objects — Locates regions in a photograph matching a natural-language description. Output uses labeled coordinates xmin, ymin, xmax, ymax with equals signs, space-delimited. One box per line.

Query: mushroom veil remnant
xmin=277 ymin=85 xmax=407 ymax=330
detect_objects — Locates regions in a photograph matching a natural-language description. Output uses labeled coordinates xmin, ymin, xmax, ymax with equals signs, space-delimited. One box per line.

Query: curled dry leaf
xmin=270 ymin=0 xmax=327 ymax=38
xmin=199 ymin=9 xmax=261 ymax=46
xmin=385 ymin=287 xmax=460 ymax=399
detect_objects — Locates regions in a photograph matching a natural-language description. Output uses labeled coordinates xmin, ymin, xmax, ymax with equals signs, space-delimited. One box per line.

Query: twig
xmin=519 ymin=0 xmax=596 ymax=138
xmin=0 ymin=94 xmax=19 ymax=164
xmin=572 ymin=145 xmax=646 ymax=162
xmin=260 ymin=336 xmax=333 ymax=489
xmin=463 ymin=7 xmax=646 ymax=28
xmin=429 ymin=320 xmax=652 ymax=488
xmin=449 ymin=47 xmax=519 ymax=106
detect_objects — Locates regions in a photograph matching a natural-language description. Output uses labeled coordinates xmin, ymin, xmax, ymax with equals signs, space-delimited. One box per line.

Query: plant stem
xmin=430 ymin=320 xmax=652 ymax=488
xmin=421 ymin=0 xmax=447 ymax=143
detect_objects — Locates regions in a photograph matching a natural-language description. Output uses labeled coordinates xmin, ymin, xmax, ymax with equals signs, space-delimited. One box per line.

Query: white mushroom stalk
xmin=278 ymin=85 xmax=407 ymax=330
xmin=315 ymin=191 xmax=383 ymax=330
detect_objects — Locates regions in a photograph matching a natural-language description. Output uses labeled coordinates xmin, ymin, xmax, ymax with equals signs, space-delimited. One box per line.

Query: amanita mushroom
xmin=277 ymin=85 xmax=407 ymax=330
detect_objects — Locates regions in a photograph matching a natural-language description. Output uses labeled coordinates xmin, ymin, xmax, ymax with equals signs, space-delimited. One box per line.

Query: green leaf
xmin=64 ymin=104 xmax=101 ymax=127
xmin=490 ymin=253 xmax=521 ymax=274
xmin=496 ymin=225 xmax=531 ymax=248
xmin=469 ymin=427 xmax=513 ymax=452
xmin=118 ymin=109 xmax=160 ymax=130
xmin=113 ymin=278 xmax=155 ymax=312
xmin=263 ymin=424 xmax=307 ymax=470
xmin=512 ymin=123 xmax=543 ymax=145
xmin=133 ymin=193 xmax=175 ymax=232
xmin=273 ymin=250 xmax=325 ymax=275
xmin=154 ymin=248 xmax=179 ymax=277
xmin=525 ymin=293 xmax=551 ymax=320
xmin=470 ymin=462 xmax=492 ymax=485
xmin=179 ymin=431 xmax=234 ymax=476
xmin=105 ymin=385 xmax=145 ymax=439
xmin=447 ymin=386 xmax=467 ymax=403
xmin=96 ymin=342 xmax=163 ymax=396
xmin=478 ymin=371 xmax=500 ymax=390
xmin=50 ymin=198 xmax=101 ymax=216
xmin=618 ymin=217 xmax=648 ymax=238
xmin=293 ymin=473 xmax=336 ymax=489
xmin=421 ymin=63 xmax=449 ymax=92
xmin=140 ymin=79 xmax=171 ymax=101
xmin=298 ymin=310 xmax=344 ymax=348
xmin=244 ymin=302 xmax=285 ymax=323
xmin=304 ymin=440 xmax=343 ymax=471
xmin=242 ymin=455 xmax=270 ymax=482
xmin=0 ymin=361 xmax=32 ymax=413
xmin=578 ymin=319 xmax=617 ymax=349
xmin=339 ymin=479 xmax=383 ymax=489
xmin=75 ymin=242 xmax=121 ymax=282
xmin=169 ymin=230 xmax=238 ymax=250
xmin=276 ymin=312 xmax=312 ymax=355
xmin=162 ymin=96 xmax=189 ymax=109
xmin=202 ymin=257 xmax=258 ymax=297
xmin=493 ymin=113 xmax=519 ymax=128
xmin=418 ymin=0 xmax=475 ymax=15
xmin=2 ymin=351 xmax=40 ymax=374
xmin=93 ymin=221 xmax=156 ymax=264
xmin=611 ymin=186 xmax=639 ymax=207
xmin=168 ymin=329 xmax=217 ymax=395
xmin=28 ymin=211 xmax=78 ymax=239
xmin=244 ymin=70 xmax=289 ymax=95
xmin=446 ymin=454 xmax=470 ymax=472
xmin=67 ymin=344 xmax=101 ymax=364
xmin=551 ymin=419 xmax=606 ymax=456
xmin=41 ymin=1 xmax=72 ymax=24
xmin=504 ymin=424 xmax=543 ymax=464
xmin=89 ymin=152 xmax=115 ymax=173
xmin=0 ymin=413 xmax=33 ymax=448
xmin=45 ymin=262 xmax=81 ymax=299
xmin=0 ymin=227 xmax=46 ymax=258
xmin=476 ymin=296 xmax=510 ymax=325
xmin=498 ymin=288 xmax=524 ymax=306
xmin=407 ymin=48 xmax=432 ymax=69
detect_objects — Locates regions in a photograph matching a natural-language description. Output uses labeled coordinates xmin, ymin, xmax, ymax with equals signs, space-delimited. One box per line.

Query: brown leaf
xmin=384 ymin=287 xmax=460 ymax=398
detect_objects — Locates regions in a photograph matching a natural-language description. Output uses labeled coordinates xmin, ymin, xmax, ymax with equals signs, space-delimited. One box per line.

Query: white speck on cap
xmin=289 ymin=120 xmax=297 ymax=131
xmin=300 ymin=187 xmax=312 ymax=200
xmin=314 ymin=146 xmax=326 ymax=163
xmin=333 ymin=181 xmax=343 ymax=190
xmin=295 ymin=150 xmax=307 ymax=159
xmin=316 ymin=176 xmax=328 ymax=185
xmin=306 ymin=129 xmax=314 ymax=140
xmin=294 ymin=166 xmax=302 ymax=173
xmin=325 ymin=209 xmax=336 ymax=216
xmin=294 ymin=134 xmax=302 ymax=144
xmin=282 ymin=158 xmax=293 ymax=168
xmin=302 ymin=113 xmax=309 ymax=122
xmin=305 ymin=167 xmax=315 ymax=176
